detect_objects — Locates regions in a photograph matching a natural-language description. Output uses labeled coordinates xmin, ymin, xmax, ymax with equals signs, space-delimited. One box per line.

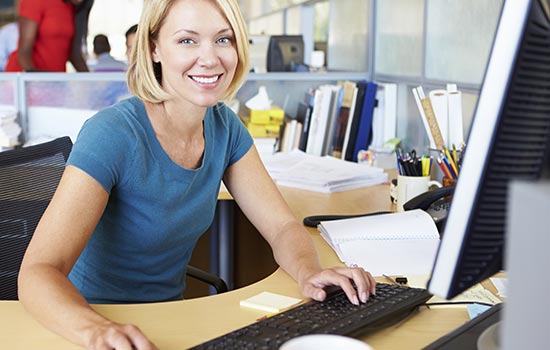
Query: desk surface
xmin=0 ymin=181 xmax=481 ymax=350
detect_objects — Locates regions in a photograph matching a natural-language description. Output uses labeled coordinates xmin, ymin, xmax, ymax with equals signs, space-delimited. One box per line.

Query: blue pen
xmin=441 ymin=155 xmax=458 ymax=179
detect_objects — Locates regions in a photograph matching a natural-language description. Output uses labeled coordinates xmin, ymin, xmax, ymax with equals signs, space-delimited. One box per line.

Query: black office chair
xmin=0 ymin=136 xmax=226 ymax=300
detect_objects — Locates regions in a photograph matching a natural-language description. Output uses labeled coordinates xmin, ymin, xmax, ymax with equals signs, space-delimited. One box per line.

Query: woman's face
xmin=153 ymin=0 xmax=238 ymax=107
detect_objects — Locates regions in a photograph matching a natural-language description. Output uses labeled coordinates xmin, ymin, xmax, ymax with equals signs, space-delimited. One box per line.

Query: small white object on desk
xmin=240 ymin=292 xmax=302 ymax=314
xmin=280 ymin=334 xmax=373 ymax=350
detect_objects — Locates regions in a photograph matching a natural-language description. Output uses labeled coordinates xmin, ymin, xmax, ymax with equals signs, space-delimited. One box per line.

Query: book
xmin=320 ymin=85 xmax=343 ymax=156
xmin=305 ymin=87 xmax=327 ymax=156
xmin=296 ymin=101 xmax=312 ymax=152
xmin=369 ymin=83 xmax=397 ymax=150
xmin=330 ymin=81 xmax=357 ymax=158
xmin=240 ymin=292 xmax=302 ymax=313
xmin=318 ymin=209 xmax=440 ymax=276
xmin=340 ymin=85 xmax=359 ymax=159
xmin=351 ymin=82 xmax=378 ymax=162
xmin=344 ymin=81 xmax=367 ymax=161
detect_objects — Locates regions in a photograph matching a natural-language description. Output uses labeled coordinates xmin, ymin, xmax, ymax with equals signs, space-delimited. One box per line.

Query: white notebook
xmin=318 ymin=209 xmax=440 ymax=276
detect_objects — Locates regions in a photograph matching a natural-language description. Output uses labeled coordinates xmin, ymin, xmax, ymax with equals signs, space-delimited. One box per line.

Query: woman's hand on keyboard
xmin=85 ymin=321 xmax=159 ymax=350
xmin=299 ymin=266 xmax=376 ymax=305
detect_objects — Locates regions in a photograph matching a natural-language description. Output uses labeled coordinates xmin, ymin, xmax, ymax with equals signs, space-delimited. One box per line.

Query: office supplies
xmin=263 ymin=150 xmax=387 ymax=193
xmin=412 ymin=86 xmax=437 ymax=149
xmin=396 ymin=175 xmax=442 ymax=212
xmin=428 ymin=89 xmax=449 ymax=147
xmin=240 ymin=292 xmax=302 ymax=313
xmin=189 ymin=283 xmax=432 ymax=350
xmin=383 ymin=274 xmax=407 ymax=285
xmin=395 ymin=276 xmax=408 ymax=284
xmin=318 ymin=209 xmax=440 ymax=275
xmin=420 ymin=94 xmax=445 ymax=150
xmin=446 ymin=83 xmax=465 ymax=148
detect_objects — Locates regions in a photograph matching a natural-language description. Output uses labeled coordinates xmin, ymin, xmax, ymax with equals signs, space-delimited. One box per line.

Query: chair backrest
xmin=0 ymin=137 xmax=72 ymax=300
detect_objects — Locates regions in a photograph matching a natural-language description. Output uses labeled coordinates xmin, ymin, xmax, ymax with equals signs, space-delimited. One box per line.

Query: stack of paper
xmin=263 ymin=149 xmax=387 ymax=193
xmin=318 ymin=209 xmax=440 ymax=276
xmin=0 ymin=109 xmax=21 ymax=150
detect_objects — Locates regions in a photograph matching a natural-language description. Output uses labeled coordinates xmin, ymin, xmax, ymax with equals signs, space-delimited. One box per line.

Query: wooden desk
xmin=0 ymin=181 xmax=476 ymax=350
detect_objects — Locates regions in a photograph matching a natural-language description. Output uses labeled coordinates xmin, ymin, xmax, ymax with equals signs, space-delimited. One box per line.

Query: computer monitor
xmin=428 ymin=0 xmax=550 ymax=300
xmin=266 ymin=35 xmax=305 ymax=72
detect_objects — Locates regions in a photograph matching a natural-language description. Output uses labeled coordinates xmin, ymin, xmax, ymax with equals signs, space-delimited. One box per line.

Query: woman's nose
xmin=197 ymin=44 xmax=220 ymax=67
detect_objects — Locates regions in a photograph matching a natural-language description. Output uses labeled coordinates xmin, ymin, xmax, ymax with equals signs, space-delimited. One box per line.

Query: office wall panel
xmin=374 ymin=0 xmax=424 ymax=77
xmin=425 ymin=0 xmax=503 ymax=84
xmin=327 ymin=0 xmax=369 ymax=71
xmin=249 ymin=12 xmax=285 ymax=35
xmin=0 ymin=79 xmax=14 ymax=106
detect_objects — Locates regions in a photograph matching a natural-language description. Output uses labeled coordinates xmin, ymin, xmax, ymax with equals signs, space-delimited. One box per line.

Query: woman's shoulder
xmin=88 ymin=97 xmax=144 ymax=128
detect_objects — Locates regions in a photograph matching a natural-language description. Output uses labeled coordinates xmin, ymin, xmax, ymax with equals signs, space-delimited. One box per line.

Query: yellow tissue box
xmin=245 ymin=122 xmax=281 ymax=138
xmin=243 ymin=106 xmax=285 ymax=125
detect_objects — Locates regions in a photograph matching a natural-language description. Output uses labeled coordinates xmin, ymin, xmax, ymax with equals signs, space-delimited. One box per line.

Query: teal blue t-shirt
xmin=67 ymin=97 xmax=253 ymax=304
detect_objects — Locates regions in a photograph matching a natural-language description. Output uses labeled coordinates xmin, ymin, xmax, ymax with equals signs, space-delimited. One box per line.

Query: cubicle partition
xmin=0 ymin=73 xmax=129 ymax=145
xmin=0 ymin=71 xmax=369 ymax=146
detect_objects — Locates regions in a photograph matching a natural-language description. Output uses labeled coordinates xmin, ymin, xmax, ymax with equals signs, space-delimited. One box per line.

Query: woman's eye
xmin=180 ymin=38 xmax=195 ymax=44
xmin=217 ymin=37 xmax=232 ymax=44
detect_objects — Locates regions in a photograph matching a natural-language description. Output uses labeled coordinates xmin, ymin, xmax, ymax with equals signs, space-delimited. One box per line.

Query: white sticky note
xmin=240 ymin=292 xmax=302 ymax=313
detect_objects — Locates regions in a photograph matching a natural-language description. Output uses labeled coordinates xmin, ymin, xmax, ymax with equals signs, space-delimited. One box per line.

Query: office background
xmin=0 ymin=0 xmax=504 ymax=296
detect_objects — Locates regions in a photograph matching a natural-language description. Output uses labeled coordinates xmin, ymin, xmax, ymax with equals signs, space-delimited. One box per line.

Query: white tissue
xmin=245 ymin=86 xmax=271 ymax=110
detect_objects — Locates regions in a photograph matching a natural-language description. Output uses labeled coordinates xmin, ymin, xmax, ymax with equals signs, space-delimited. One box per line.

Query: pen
xmin=383 ymin=274 xmax=398 ymax=285
xmin=452 ymin=144 xmax=459 ymax=166
xmin=437 ymin=157 xmax=453 ymax=179
xmin=443 ymin=147 xmax=459 ymax=177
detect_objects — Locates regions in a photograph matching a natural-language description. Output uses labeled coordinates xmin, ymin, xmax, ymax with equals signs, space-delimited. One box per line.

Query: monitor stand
xmin=477 ymin=321 xmax=501 ymax=350
xmin=423 ymin=303 xmax=503 ymax=350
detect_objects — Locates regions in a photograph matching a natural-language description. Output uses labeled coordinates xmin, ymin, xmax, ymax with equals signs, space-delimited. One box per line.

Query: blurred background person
xmin=89 ymin=34 xmax=126 ymax=72
xmin=5 ymin=0 xmax=89 ymax=72
xmin=72 ymin=0 xmax=94 ymax=70
xmin=124 ymin=24 xmax=137 ymax=62
xmin=0 ymin=21 xmax=18 ymax=71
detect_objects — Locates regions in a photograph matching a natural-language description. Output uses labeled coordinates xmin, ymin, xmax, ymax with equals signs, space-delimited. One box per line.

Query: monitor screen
xmin=428 ymin=0 xmax=550 ymax=300
xmin=266 ymin=35 xmax=305 ymax=72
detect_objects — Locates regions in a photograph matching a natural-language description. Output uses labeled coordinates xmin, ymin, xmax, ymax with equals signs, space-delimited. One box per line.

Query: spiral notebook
xmin=318 ymin=209 xmax=440 ymax=276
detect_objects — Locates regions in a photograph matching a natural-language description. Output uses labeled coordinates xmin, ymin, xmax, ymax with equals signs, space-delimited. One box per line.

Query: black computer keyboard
xmin=188 ymin=283 xmax=432 ymax=350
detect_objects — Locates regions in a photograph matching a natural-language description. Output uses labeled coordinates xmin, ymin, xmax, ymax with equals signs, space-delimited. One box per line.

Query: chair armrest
xmin=186 ymin=265 xmax=228 ymax=294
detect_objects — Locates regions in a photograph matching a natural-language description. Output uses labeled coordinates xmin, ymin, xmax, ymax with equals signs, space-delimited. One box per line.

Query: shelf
xmin=246 ymin=72 xmax=369 ymax=82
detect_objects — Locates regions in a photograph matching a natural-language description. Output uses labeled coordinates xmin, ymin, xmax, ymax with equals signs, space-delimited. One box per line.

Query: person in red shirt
xmin=5 ymin=0 xmax=89 ymax=72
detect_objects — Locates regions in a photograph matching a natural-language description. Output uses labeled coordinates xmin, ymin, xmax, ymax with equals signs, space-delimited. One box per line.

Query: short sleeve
xmin=222 ymin=104 xmax=254 ymax=166
xmin=67 ymin=108 xmax=134 ymax=193
xmin=19 ymin=0 xmax=44 ymax=23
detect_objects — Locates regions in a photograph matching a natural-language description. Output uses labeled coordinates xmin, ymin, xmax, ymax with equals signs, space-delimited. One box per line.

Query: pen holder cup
xmin=396 ymin=175 xmax=442 ymax=212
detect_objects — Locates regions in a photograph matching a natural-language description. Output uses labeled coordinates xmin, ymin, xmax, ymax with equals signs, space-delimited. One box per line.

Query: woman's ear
xmin=151 ymin=42 xmax=160 ymax=63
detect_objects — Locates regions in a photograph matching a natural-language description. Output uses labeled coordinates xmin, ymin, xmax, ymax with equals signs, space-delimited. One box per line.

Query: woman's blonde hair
xmin=126 ymin=0 xmax=249 ymax=103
